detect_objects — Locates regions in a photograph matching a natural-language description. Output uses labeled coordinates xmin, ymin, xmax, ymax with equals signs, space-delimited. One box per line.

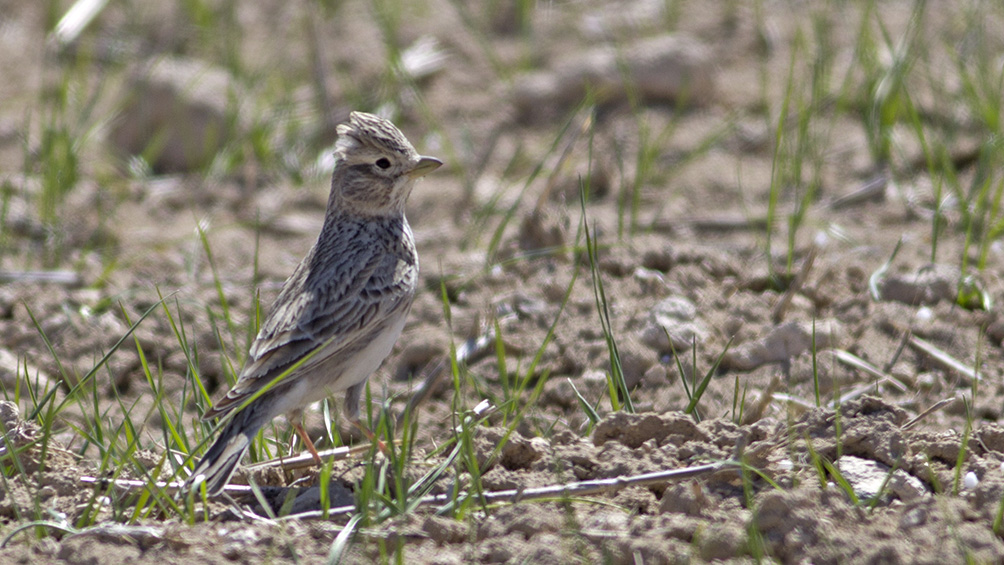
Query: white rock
xmin=836 ymin=455 xmax=928 ymax=503
xmin=963 ymin=471 xmax=979 ymax=490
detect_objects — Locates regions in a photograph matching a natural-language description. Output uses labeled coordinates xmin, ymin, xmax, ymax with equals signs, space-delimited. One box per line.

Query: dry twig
xmin=902 ymin=397 xmax=956 ymax=431
xmin=908 ymin=336 xmax=979 ymax=384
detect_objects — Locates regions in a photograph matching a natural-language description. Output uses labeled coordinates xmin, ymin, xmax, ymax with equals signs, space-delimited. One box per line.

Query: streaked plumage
xmin=186 ymin=112 xmax=441 ymax=496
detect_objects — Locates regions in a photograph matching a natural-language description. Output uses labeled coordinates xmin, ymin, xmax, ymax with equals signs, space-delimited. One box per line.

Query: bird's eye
xmin=375 ymin=158 xmax=391 ymax=169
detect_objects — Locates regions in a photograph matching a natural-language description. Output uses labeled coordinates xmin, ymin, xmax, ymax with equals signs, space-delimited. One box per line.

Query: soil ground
xmin=1 ymin=1 xmax=1003 ymax=563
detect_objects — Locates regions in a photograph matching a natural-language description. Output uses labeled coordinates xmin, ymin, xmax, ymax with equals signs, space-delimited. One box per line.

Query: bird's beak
xmin=407 ymin=156 xmax=443 ymax=179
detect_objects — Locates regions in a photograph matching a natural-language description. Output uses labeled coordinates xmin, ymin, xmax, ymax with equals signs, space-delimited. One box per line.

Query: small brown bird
xmin=186 ymin=112 xmax=441 ymax=496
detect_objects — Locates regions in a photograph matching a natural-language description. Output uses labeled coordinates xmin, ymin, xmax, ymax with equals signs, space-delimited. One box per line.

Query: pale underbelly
xmin=268 ymin=313 xmax=408 ymax=417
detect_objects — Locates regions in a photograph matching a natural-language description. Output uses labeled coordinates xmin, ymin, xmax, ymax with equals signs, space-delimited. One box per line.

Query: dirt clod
xmin=593 ymin=411 xmax=706 ymax=449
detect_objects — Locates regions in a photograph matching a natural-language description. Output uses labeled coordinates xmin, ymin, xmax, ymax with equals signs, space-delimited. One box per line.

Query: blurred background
xmin=1 ymin=0 xmax=1004 ymax=561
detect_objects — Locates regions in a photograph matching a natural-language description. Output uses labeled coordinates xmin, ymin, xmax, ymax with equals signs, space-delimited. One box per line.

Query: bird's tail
xmin=184 ymin=405 xmax=266 ymax=497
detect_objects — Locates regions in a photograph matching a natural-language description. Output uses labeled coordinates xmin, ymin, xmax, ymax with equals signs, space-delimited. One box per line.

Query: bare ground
xmin=1 ymin=0 xmax=1004 ymax=563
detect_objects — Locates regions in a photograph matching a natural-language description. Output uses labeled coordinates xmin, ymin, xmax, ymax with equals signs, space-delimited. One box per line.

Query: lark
xmin=186 ymin=112 xmax=441 ymax=496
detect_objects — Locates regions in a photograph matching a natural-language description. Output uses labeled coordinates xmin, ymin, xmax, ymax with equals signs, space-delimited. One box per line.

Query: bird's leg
xmin=348 ymin=417 xmax=389 ymax=454
xmin=345 ymin=383 xmax=389 ymax=454
xmin=292 ymin=421 xmax=323 ymax=465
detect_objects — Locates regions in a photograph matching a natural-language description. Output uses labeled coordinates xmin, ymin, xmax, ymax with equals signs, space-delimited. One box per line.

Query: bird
xmin=185 ymin=111 xmax=442 ymax=496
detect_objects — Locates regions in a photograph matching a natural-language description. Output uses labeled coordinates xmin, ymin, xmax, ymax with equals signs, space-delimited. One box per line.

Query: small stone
xmin=36 ymin=486 xmax=57 ymax=502
xmin=963 ymin=471 xmax=979 ymax=490
xmin=722 ymin=320 xmax=842 ymax=371
xmin=879 ymin=264 xmax=959 ymax=306
xmin=638 ymin=296 xmax=708 ymax=354
xmin=514 ymin=35 xmax=714 ymax=121
xmin=0 ymin=400 xmax=19 ymax=429
xmin=474 ymin=427 xmax=547 ymax=471
xmin=899 ymin=505 xmax=927 ymax=529
xmin=110 ymin=57 xmax=245 ymax=172
xmin=659 ymin=481 xmax=709 ymax=516
xmin=836 ymin=455 xmax=928 ymax=503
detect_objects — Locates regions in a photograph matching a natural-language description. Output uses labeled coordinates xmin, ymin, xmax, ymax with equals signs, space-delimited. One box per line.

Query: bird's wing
xmin=203 ymin=232 xmax=416 ymax=420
